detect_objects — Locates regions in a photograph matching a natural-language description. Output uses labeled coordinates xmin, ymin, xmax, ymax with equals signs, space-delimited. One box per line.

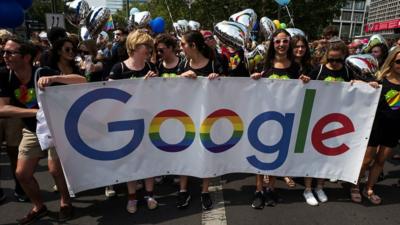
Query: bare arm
xmin=37 ymin=74 xmax=87 ymax=90
xmin=0 ymin=97 xmax=37 ymax=118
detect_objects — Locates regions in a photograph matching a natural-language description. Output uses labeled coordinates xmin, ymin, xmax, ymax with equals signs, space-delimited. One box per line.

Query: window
xmin=341 ymin=24 xmax=351 ymax=38
xmin=342 ymin=11 xmax=352 ymax=20
xmin=344 ymin=0 xmax=353 ymax=9
xmin=354 ymin=0 xmax=365 ymax=10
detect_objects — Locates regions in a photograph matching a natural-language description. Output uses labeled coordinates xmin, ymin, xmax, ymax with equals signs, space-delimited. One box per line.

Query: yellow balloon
xmin=273 ymin=20 xmax=281 ymax=29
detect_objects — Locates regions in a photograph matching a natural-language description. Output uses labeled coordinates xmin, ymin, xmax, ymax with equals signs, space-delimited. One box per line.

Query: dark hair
xmin=49 ymin=38 xmax=77 ymax=71
xmin=47 ymin=27 xmax=67 ymax=46
xmin=322 ymin=25 xmax=339 ymax=39
xmin=7 ymin=37 xmax=36 ymax=64
xmin=182 ymin=30 xmax=214 ymax=60
xmin=321 ymin=41 xmax=348 ymax=64
xmin=369 ymin=43 xmax=389 ymax=68
xmin=114 ymin=27 xmax=129 ymax=35
xmin=264 ymin=29 xmax=293 ymax=71
xmin=155 ymin=33 xmax=178 ymax=51
xmin=291 ymin=35 xmax=311 ymax=69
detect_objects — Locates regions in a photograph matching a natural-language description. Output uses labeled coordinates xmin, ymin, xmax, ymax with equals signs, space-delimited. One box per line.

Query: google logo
xmin=65 ymin=88 xmax=355 ymax=170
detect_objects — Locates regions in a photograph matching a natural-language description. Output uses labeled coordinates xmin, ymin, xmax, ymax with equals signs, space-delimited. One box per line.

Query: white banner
xmin=41 ymin=78 xmax=381 ymax=194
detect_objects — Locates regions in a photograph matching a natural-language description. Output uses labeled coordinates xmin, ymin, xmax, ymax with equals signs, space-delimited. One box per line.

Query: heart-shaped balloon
xmin=259 ymin=17 xmax=276 ymax=40
xmin=214 ymin=21 xmax=248 ymax=50
xmin=85 ymin=7 xmax=111 ymax=39
xmin=65 ymin=0 xmax=90 ymax=27
xmin=188 ymin=20 xmax=201 ymax=31
xmin=362 ymin=34 xmax=388 ymax=53
xmin=245 ymin=44 xmax=267 ymax=70
xmin=80 ymin=26 xmax=91 ymax=40
xmin=134 ymin=11 xmax=151 ymax=28
xmin=345 ymin=54 xmax=379 ymax=81
xmin=286 ymin=28 xmax=306 ymax=38
xmin=229 ymin=9 xmax=257 ymax=31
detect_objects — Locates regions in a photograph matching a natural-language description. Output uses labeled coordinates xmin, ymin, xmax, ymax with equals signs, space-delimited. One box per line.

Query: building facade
xmin=333 ymin=0 xmax=368 ymax=41
xmin=364 ymin=0 xmax=400 ymax=38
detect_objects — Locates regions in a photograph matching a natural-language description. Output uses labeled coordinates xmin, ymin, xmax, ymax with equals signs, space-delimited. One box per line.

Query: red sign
xmin=365 ymin=19 xmax=400 ymax=33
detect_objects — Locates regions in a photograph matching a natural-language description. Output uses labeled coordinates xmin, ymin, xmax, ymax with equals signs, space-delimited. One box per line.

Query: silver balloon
xmin=188 ymin=20 xmax=201 ymax=31
xmin=345 ymin=54 xmax=379 ymax=81
xmin=259 ymin=17 xmax=276 ymax=40
xmin=80 ymin=26 xmax=91 ymax=40
xmin=286 ymin=28 xmax=306 ymax=38
xmin=127 ymin=14 xmax=135 ymax=31
xmin=214 ymin=21 xmax=249 ymax=50
xmin=245 ymin=44 xmax=267 ymax=70
xmin=86 ymin=7 xmax=111 ymax=39
xmin=134 ymin=11 xmax=151 ymax=28
xmin=362 ymin=34 xmax=388 ymax=53
xmin=229 ymin=9 xmax=257 ymax=31
xmin=65 ymin=0 xmax=90 ymax=27
xmin=177 ymin=20 xmax=190 ymax=33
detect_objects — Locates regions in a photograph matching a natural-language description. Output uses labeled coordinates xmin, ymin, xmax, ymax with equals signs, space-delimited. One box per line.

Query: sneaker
xmin=329 ymin=178 xmax=338 ymax=183
xmin=146 ymin=196 xmax=158 ymax=210
xmin=201 ymin=192 xmax=213 ymax=210
xmin=59 ymin=204 xmax=73 ymax=221
xmin=265 ymin=189 xmax=280 ymax=207
xmin=314 ymin=188 xmax=328 ymax=203
xmin=251 ymin=191 xmax=265 ymax=209
xmin=105 ymin=186 xmax=116 ymax=198
xmin=303 ymin=190 xmax=318 ymax=206
xmin=14 ymin=191 xmax=29 ymax=202
xmin=176 ymin=191 xmax=191 ymax=209
xmin=17 ymin=205 xmax=48 ymax=225
xmin=126 ymin=200 xmax=138 ymax=214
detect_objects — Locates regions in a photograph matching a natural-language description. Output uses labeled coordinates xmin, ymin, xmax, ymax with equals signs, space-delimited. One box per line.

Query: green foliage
xmin=25 ymin=0 xmax=347 ymax=39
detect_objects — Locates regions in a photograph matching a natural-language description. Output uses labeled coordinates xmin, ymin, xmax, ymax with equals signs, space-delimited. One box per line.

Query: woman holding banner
xmin=108 ymin=30 xmax=158 ymax=214
xmin=353 ymin=47 xmax=400 ymax=205
xmin=250 ymin=29 xmax=308 ymax=209
xmin=176 ymin=30 xmax=224 ymax=210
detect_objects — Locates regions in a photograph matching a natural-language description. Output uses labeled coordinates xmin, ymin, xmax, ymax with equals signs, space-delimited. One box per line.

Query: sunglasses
xmin=157 ymin=48 xmax=165 ymax=54
xmin=204 ymin=36 xmax=214 ymax=41
xmin=63 ymin=47 xmax=74 ymax=53
xmin=274 ymin=38 xmax=290 ymax=45
xmin=79 ymin=50 xmax=90 ymax=55
xmin=2 ymin=50 xmax=21 ymax=56
xmin=327 ymin=58 xmax=344 ymax=63
xmin=394 ymin=59 xmax=400 ymax=65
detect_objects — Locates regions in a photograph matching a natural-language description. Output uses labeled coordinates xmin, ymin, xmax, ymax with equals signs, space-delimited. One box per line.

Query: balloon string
xmin=163 ymin=0 xmax=176 ymax=32
xmin=285 ymin=6 xmax=294 ymax=27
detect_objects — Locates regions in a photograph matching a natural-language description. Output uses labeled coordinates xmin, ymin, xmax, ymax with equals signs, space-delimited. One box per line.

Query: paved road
xmin=1 ymin=148 xmax=400 ymax=225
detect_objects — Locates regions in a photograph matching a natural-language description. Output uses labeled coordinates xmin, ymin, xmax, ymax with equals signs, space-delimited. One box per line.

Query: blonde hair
xmin=0 ymin=29 xmax=13 ymax=45
xmin=125 ymin=30 xmax=154 ymax=55
xmin=320 ymin=41 xmax=348 ymax=65
xmin=376 ymin=46 xmax=400 ymax=81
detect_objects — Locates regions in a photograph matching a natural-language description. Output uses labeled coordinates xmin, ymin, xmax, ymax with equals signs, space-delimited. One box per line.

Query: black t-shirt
xmin=157 ymin=57 xmax=183 ymax=78
xmin=376 ymin=78 xmax=400 ymax=122
xmin=178 ymin=58 xmax=224 ymax=77
xmin=0 ymin=67 xmax=39 ymax=132
xmin=109 ymin=61 xmax=157 ymax=80
xmin=310 ymin=64 xmax=353 ymax=82
xmin=262 ymin=62 xmax=300 ymax=79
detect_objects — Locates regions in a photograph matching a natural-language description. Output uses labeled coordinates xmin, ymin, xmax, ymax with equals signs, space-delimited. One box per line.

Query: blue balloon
xmin=130 ymin=7 xmax=140 ymax=16
xmin=252 ymin=21 xmax=259 ymax=31
xmin=274 ymin=0 xmax=290 ymax=6
xmin=16 ymin=0 xmax=33 ymax=10
xmin=0 ymin=1 xmax=25 ymax=28
xmin=149 ymin=17 xmax=165 ymax=34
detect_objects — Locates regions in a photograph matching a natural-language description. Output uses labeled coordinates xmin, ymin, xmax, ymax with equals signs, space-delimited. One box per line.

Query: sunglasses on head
xmin=273 ymin=38 xmax=290 ymax=45
xmin=327 ymin=58 xmax=344 ymax=63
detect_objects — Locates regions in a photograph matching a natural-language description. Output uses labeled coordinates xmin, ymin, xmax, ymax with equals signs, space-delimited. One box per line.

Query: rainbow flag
xmin=103 ymin=15 xmax=114 ymax=31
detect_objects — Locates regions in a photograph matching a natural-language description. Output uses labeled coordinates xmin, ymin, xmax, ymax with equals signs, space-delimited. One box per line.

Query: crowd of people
xmin=0 ymin=23 xmax=400 ymax=225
